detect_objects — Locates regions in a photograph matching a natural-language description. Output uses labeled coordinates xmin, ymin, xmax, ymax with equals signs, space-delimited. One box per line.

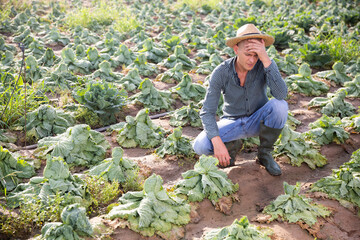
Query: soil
xmin=101 ymin=91 xmax=360 ymax=240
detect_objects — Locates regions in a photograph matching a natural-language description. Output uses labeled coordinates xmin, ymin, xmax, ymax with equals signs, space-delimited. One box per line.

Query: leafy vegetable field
xmin=1 ymin=0 xmax=360 ymax=239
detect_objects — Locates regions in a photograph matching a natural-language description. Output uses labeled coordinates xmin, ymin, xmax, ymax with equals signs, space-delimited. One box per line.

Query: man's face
xmin=233 ymin=38 xmax=261 ymax=72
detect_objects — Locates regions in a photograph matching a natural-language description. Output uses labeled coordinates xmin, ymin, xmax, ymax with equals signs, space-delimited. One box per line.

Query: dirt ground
xmin=99 ymin=90 xmax=360 ymax=240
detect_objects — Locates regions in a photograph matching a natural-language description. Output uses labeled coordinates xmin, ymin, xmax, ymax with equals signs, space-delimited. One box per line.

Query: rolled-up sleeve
xmin=264 ymin=60 xmax=288 ymax=100
xmin=200 ymin=68 xmax=223 ymax=140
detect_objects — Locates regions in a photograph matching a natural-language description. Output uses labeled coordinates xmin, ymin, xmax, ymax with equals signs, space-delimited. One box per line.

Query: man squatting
xmin=192 ymin=24 xmax=288 ymax=176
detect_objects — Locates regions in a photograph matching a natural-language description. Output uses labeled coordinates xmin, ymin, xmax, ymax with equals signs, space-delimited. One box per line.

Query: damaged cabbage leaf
xmin=155 ymin=127 xmax=195 ymax=159
xmin=175 ymin=155 xmax=239 ymax=202
xmin=311 ymin=149 xmax=360 ymax=207
xmin=37 ymin=124 xmax=110 ymax=166
xmin=107 ymin=174 xmax=191 ymax=237
xmin=274 ymin=125 xmax=327 ymax=169
xmin=342 ymin=112 xmax=360 ymax=133
xmin=117 ymin=108 xmax=166 ymax=149
xmin=73 ymin=81 xmax=127 ymax=125
xmin=170 ymin=73 xmax=206 ymax=103
xmin=44 ymin=28 xmax=70 ymax=46
xmin=37 ymin=48 xmax=60 ymax=68
xmin=203 ymin=216 xmax=271 ymax=240
xmin=340 ymin=75 xmax=360 ymax=98
xmin=162 ymin=45 xmax=196 ymax=70
xmin=19 ymin=104 xmax=75 ymax=142
xmin=346 ymin=59 xmax=360 ymax=77
xmin=278 ymin=54 xmax=299 ymax=75
xmin=61 ymin=47 xmax=91 ymax=75
xmin=25 ymin=55 xmax=45 ymax=83
xmin=86 ymin=147 xmax=138 ymax=183
xmin=155 ymin=62 xmax=184 ymax=84
xmin=0 ymin=146 xmax=35 ymax=193
xmin=6 ymin=156 xmax=90 ymax=208
xmin=263 ymin=182 xmax=331 ymax=226
xmin=305 ymin=115 xmax=349 ymax=145
xmin=90 ymin=60 xmax=123 ymax=82
xmin=41 ymin=203 xmax=93 ymax=240
xmin=169 ymin=102 xmax=202 ymax=128
xmin=285 ymin=63 xmax=329 ymax=96
xmin=42 ymin=63 xmax=79 ymax=90
xmin=316 ymin=61 xmax=351 ymax=86
xmin=128 ymin=54 xmax=158 ymax=77
xmin=196 ymin=53 xmax=224 ymax=75
xmin=131 ymin=79 xmax=173 ymax=112
xmin=139 ymin=38 xmax=168 ymax=64
xmin=86 ymin=46 xmax=112 ymax=71
xmin=113 ymin=44 xmax=136 ymax=67
xmin=118 ymin=69 xmax=143 ymax=92
xmin=309 ymin=89 xmax=355 ymax=118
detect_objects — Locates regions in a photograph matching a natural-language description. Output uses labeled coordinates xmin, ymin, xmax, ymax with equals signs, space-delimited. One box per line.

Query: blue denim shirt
xmin=200 ymin=57 xmax=288 ymax=140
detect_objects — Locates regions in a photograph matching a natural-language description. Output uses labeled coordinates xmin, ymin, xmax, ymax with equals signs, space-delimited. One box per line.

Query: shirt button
xmin=246 ymin=99 xmax=248 ymax=101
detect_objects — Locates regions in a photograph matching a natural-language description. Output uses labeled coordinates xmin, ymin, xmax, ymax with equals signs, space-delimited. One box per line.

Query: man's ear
xmin=233 ymin=44 xmax=239 ymax=54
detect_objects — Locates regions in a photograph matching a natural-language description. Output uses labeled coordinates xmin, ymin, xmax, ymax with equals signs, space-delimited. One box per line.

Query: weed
xmin=173 ymin=0 xmax=222 ymax=11
xmin=65 ymin=0 xmax=138 ymax=33
xmin=324 ymin=37 xmax=360 ymax=64
xmin=112 ymin=13 xmax=139 ymax=34
xmin=83 ymin=175 xmax=121 ymax=215
xmin=0 ymin=192 xmax=65 ymax=238
xmin=74 ymin=106 xmax=102 ymax=128
xmin=0 ymin=82 xmax=49 ymax=128
xmin=122 ymin=167 xmax=143 ymax=193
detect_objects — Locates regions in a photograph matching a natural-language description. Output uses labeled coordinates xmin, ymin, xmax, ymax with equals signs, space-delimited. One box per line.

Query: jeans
xmin=193 ymin=99 xmax=288 ymax=155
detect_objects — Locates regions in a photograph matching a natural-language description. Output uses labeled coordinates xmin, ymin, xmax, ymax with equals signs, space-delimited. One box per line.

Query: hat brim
xmin=225 ymin=34 xmax=275 ymax=48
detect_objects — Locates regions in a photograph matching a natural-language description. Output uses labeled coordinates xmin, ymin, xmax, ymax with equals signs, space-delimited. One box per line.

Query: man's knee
xmin=192 ymin=133 xmax=212 ymax=156
xmin=269 ymin=99 xmax=288 ymax=118
xmin=264 ymin=99 xmax=288 ymax=128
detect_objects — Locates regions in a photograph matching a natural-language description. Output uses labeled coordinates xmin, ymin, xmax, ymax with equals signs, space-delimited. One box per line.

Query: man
xmin=192 ymin=24 xmax=288 ymax=176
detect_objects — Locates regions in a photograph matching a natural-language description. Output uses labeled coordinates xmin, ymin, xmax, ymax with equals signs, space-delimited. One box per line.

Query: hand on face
xmin=243 ymin=39 xmax=272 ymax=67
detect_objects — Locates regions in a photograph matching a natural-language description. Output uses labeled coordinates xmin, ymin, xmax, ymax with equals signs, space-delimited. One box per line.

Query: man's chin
xmin=246 ymin=65 xmax=255 ymax=70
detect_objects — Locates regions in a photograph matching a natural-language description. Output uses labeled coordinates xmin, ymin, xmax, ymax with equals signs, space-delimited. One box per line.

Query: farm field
xmin=1 ymin=0 xmax=360 ymax=239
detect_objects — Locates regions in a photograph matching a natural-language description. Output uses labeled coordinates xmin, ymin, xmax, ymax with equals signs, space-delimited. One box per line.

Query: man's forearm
xmin=265 ymin=60 xmax=288 ymax=100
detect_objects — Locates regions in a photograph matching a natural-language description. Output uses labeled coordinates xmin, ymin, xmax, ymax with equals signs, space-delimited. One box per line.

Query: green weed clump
xmin=83 ymin=175 xmax=121 ymax=215
xmin=0 ymin=193 xmax=65 ymax=238
xmin=173 ymin=0 xmax=222 ymax=12
xmin=324 ymin=37 xmax=360 ymax=64
xmin=0 ymin=82 xmax=49 ymax=128
xmin=65 ymin=1 xmax=139 ymax=33
xmin=122 ymin=168 xmax=144 ymax=193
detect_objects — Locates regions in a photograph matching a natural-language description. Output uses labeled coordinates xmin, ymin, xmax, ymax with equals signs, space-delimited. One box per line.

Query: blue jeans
xmin=193 ymin=99 xmax=288 ymax=155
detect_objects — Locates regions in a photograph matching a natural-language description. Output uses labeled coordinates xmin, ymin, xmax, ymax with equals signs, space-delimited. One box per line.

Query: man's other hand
xmin=211 ymin=136 xmax=231 ymax=167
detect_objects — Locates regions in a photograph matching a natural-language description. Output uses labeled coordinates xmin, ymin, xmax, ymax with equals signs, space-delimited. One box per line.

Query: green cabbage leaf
xmin=86 ymin=147 xmax=138 ymax=183
xmin=107 ymin=174 xmax=191 ymax=237
xmin=263 ymin=182 xmax=331 ymax=226
xmin=175 ymin=155 xmax=239 ymax=202
xmin=37 ymin=124 xmax=110 ymax=166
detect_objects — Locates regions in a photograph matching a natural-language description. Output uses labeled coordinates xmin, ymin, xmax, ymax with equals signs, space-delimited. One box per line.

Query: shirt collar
xmin=231 ymin=56 xmax=238 ymax=77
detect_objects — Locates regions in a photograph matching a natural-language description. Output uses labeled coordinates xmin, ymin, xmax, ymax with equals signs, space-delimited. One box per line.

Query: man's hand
xmin=211 ymin=136 xmax=231 ymax=167
xmin=244 ymin=39 xmax=272 ymax=68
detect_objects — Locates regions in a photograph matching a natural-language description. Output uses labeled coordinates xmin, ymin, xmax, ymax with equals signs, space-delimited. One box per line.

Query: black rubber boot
xmin=257 ymin=122 xmax=282 ymax=176
xmin=222 ymin=139 xmax=243 ymax=167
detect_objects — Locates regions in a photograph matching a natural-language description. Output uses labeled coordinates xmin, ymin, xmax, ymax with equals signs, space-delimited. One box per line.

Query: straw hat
xmin=225 ymin=24 xmax=274 ymax=48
